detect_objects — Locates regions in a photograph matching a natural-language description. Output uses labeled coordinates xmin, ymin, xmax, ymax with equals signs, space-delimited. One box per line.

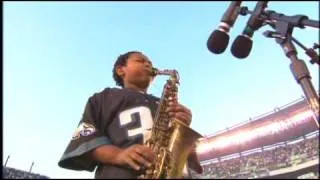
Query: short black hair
xmin=112 ymin=51 xmax=142 ymax=87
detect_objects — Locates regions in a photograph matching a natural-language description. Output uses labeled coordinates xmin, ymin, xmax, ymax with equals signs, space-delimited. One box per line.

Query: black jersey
xmin=58 ymin=87 xmax=160 ymax=179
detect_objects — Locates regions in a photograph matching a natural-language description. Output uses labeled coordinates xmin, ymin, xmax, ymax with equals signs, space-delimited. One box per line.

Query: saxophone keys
xmin=168 ymin=121 xmax=173 ymax=129
xmin=153 ymin=170 xmax=158 ymax=175
xmin=146 ymin=169 xmax=153 ymax=175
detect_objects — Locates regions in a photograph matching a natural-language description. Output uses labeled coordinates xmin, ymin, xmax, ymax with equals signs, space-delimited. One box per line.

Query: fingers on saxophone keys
xmin=166 ymin=101 xmax=177 ymax=110
xmin=174 ymin=112 xmax=191 ymax=125
xmin=126 ymin=156 xmax=141 ymax=171
xmin=167 ymin=100 xmax=174 ymax=108
xmin=129 ymin=152 xmax=152 ymax=169
xmin=136 ymin=145 xmax=156 ymax=164
xmin=166 ymin=105 xmax=182 ymax=113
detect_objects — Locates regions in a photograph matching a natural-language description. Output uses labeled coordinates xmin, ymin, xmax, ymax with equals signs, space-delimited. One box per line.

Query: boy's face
xmin=117 ymin=52 xmax=154 ymax=89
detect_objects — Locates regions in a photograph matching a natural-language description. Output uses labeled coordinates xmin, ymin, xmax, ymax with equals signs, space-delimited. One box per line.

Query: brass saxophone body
xmin=139 ymin=68 xmax=202 ymax=179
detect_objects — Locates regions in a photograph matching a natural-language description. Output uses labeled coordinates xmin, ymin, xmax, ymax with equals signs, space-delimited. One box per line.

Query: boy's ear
xmin=116 ymin=66 xmax=125 ymax=77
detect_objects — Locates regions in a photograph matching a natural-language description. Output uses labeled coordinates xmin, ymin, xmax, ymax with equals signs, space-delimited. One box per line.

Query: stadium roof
xmin=197 ymin=97 xmax=319 ymax=161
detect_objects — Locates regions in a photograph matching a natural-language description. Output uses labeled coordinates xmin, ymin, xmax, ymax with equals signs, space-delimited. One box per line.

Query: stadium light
xmin=196 ymin=110 xmax=315 ymax=154
xmin=231 ymin=130 xmax=254 ymax=144
xmin=196 ymin=140 xmax=215 ymax=154
xmin=290 ymin=110 xmax=314 ymax=124
xmin=270 ymin=122 xmax=282 ymax=134
xmin=213 ymin=136 xmax=233 ymax=148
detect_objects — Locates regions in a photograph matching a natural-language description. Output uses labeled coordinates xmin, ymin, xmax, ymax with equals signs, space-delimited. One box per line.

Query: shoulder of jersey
xmin=101 ymin=87 xmax=140 ymax=98
xmin=147 ymin=93 xmax=160 ymax=102
xmin=98 ymin=87 xmax=160 ymax=102
xmin=103 ymin=87 xmax=124 ymax=98
xmin=89 ymin=87 xmax=121 ymax=99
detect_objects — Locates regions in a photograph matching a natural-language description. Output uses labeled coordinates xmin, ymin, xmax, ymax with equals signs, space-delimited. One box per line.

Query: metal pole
xmin=29 ymin=161 xmax=34 ymax=173
xmin=280 ymin=40 xmax=320 ymax=127
xmin=4 ymin=155 xmax=10 ymax=167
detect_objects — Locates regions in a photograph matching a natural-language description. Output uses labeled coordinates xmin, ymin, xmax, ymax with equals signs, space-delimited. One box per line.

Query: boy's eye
xmin=135 ymin=58 xmax=152 ymax=66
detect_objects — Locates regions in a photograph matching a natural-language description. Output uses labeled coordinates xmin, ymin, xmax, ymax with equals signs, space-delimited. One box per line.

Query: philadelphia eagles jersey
xmin=58 ymin=87 xmax=160 ymax=179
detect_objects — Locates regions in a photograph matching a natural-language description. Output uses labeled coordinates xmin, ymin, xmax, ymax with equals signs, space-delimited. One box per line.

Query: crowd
xmin=191 ymin=133 xmax=319 ymax=179
xmin=2 ymin=134 xmax=317 ymax=179
xmin=2 ymin=167 xmax=50 ymax=179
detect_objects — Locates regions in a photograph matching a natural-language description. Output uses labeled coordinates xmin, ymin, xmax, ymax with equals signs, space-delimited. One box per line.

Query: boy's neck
xmin=124 ymin=84 xmax=147 ymax=94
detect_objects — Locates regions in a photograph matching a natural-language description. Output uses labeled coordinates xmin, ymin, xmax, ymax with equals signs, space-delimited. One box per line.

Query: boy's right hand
xmin=115 ymin=144 xmax=156 ymax=171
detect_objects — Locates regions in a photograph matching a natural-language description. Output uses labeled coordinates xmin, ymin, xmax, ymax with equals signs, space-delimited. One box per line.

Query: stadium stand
xmin=2 ymin=166 xmax=50 ymax=179
xmin=192 ymin=96 xmax=319 ymax=179
xmin=191 ymin=132 xmax=318 ymax=179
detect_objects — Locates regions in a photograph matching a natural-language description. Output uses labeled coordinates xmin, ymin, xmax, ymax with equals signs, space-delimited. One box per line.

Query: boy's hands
xmin=115 ymin=144 xmax=155 ymax=171
xmin=166 ymin=100 xmax=192 ymax=126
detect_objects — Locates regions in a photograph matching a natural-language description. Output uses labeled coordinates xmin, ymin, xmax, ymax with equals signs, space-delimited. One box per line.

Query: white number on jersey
xmin=119 ymin=106 xmax=153 ymax=143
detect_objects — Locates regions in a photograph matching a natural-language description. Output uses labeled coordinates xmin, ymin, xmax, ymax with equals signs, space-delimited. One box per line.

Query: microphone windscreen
xmin=207 ymin=30 xmax=230 ymax=54
xmin=231 ymin=35 xmax=252 ymax=59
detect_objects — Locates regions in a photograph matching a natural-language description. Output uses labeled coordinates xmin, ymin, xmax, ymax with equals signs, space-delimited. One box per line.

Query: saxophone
xmin=139 ymin=68 xmax=203 ymax=179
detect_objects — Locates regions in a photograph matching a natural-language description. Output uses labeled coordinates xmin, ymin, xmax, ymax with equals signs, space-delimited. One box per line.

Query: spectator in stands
xmin=3 ymin=167 xmax=50 ymax=179
xmin=197 ymin=134 xmax=318 ymax=179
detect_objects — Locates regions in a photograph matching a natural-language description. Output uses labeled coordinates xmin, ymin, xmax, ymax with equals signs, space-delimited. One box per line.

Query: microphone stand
xmin=263 ymin=13 xmax=319 ymax=127
xmin=239 ymin=6 xmax=319 ymax=126
xmin=290 ymin=39 xmax=319 ymax=66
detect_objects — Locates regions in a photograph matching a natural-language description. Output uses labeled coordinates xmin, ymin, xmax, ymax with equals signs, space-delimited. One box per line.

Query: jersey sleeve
xmin=58 ymin=89 xmax=112 ymax=172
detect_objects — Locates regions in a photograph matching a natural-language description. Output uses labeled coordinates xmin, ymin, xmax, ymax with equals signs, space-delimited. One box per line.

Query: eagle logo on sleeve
xmin=72 ymin=122 xmax=96 ymax=140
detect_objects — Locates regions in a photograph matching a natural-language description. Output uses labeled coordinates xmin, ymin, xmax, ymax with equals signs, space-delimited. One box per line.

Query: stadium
xmin=192 ymin=96 xmax=319 ymax=179
xmin=3 ymin=95 xmax=318 ymax=179
xmin=2 ymin=166 xmax=50 ymax=179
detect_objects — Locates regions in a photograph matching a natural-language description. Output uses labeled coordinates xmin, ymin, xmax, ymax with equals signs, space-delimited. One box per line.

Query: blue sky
xmin=3 ymin=1 xmax=319 ymax=178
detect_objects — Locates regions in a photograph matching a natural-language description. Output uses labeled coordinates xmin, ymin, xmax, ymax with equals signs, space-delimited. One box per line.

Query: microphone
xmin=231 ymin=1 xmax=268 ymax=59
xmin=207 ymin=1 xmax=242 ymax=54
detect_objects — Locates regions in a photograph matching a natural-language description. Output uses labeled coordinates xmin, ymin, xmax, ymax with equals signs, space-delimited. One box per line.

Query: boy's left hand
xmin=166 ymin=101 xmax=192 ymax=126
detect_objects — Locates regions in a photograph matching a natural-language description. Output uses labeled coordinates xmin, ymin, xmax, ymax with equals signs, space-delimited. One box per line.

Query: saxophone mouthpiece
xmin=151 ymin=67 xmax=158 ymax=76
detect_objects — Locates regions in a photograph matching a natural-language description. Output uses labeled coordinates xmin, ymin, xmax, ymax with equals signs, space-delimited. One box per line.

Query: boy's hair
xmin=112 ymin=51 xmax=142 ymax=87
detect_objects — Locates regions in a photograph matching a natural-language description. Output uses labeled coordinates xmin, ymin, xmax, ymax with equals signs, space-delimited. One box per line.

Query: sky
xmin=3 ymin=1 xmax=319 ymax=179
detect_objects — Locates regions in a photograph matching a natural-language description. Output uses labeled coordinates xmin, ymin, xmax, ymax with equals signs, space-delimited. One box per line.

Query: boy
xmin=58 ymin=51 xmax=202 ymax=178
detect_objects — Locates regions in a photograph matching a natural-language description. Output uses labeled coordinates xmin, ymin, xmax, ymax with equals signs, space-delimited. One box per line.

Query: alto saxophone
xmin=139 ymin=68 xmax=203 ymax=179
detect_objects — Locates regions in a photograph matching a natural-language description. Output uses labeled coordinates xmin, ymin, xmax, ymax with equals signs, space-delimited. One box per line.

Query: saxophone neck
xmin=152 ymin=68 xmax=180 ymax=84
